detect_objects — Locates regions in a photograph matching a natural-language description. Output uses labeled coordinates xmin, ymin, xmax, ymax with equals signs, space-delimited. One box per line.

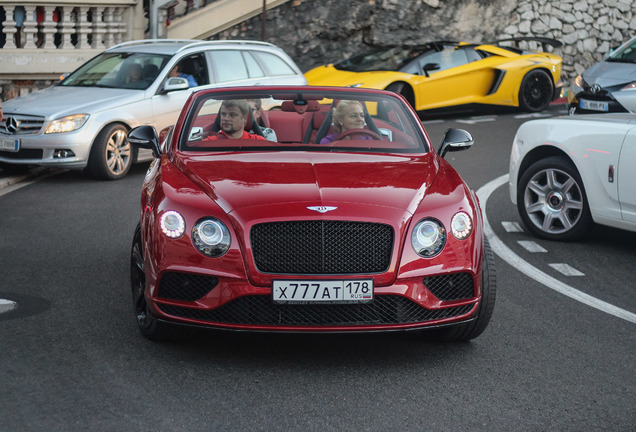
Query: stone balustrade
xmin=0 ymin=0 xmax=145 ymax=95
xmin=1 ymin=3 xmax=135 ymax=50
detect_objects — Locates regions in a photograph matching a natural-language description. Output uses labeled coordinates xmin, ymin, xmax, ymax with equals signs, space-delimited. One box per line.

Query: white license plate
xmin=0 ymin=137 xmax=20 ymax=152
xmin=273 ymin=279 xmax=374 ymax=304
xmin=580 ymin=99 xmax=609 ymax=112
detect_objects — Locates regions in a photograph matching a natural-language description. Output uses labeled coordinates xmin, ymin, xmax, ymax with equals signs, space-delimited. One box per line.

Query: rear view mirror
xmin=163 ymin=77 xmax=189 ymax=93
xmin=129 ymin=125 xmax=161 ymax=158
xmin=438 ymin=128 xmax=474 ymax=158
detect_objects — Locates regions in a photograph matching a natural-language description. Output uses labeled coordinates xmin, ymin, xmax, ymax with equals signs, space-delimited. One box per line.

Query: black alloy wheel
xmin=130 ymin=223 xmax=188 ymax=341
xmin=518 ymin=69 xmax=553 ymax=112
xmin=424 ymin=238 xmax=497 ymax=342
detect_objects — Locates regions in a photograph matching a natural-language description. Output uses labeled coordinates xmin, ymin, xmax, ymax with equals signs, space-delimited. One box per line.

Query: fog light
xmin=54 ymin=149 xmax=75 ymax=158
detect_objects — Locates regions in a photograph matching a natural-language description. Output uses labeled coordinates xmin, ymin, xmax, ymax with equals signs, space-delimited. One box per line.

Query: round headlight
xmin=451 ymin=211 xmax=473 ymax=240
xmin=192 ymin=218 xmax=231 ymax=257
xmin=160 ymin=210 xmax=185 ymax=238
xmin=411 ymin=218 xmax=446 ymax=257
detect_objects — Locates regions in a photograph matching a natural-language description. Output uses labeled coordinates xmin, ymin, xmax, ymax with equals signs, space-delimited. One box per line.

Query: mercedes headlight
xmin=44 ymin=114 xmax=89 ymax=134
xmin=192 ymin=218 xmax=231 ymax=257
xmin=411 ymin=218 xmax=446 ymax=257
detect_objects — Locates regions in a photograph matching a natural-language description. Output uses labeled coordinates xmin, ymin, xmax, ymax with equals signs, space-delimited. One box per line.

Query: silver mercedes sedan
xmin=0 ymin=39 xmax=306 ymax=179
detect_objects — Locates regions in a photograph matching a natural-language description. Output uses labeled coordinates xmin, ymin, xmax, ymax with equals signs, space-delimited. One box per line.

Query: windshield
xmin=607 ymin=38 xmax=636 ymax=64
xmin=59 ymin=52 xmax=171 ymax=89
xmin=333 ymin=47 xmax=431 ymax=72
xmin=180 ymin=89 xmax=428 ymax=154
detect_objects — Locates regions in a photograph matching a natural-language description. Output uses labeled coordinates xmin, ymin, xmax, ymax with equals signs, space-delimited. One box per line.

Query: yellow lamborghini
xmin=305 ymin=38 xmax=563 ymax=113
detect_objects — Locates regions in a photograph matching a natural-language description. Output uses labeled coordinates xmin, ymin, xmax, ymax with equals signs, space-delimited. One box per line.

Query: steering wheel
xmin=334 ymin=129 xmax=382 ymax=141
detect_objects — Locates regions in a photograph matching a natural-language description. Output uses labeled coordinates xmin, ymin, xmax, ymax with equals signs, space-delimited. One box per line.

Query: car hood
xmin=178 ymin=151 xmax=436 ymax=219
xmin=2 ymin=86 xmax=147 ymax=118
xmin=583 ymin=61 xmax=636 ymax=87
xmin=305 ymin=65 xmax=402 ymax=88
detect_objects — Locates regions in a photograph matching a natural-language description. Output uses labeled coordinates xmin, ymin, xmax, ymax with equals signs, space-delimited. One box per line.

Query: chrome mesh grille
xmin=157 ymin=295 xmax=474 ymax=326
xmin=251 ymin=221 xmax=393 ymax=274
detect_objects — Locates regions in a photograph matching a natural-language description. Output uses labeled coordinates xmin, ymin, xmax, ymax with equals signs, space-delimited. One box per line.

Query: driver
xmin=204 ymin=100 xmax=266 ymax=140
xmin=320 ymin=100 xmax=373 ymax=144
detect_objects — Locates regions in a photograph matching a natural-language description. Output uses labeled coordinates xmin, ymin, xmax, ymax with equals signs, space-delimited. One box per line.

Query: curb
xmin=0 ymin=167 xmax=55 ymax=190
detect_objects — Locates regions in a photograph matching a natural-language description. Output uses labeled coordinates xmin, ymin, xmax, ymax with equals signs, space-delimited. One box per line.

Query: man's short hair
xmin=221 ymin=99 xmax=250 ymax=117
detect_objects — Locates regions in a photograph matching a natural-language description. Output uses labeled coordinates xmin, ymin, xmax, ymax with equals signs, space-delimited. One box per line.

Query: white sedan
xmin=509 ymin=113 xmax=636 ymax=241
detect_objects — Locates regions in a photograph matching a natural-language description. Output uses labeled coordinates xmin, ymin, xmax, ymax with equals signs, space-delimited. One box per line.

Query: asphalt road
xmin=1 ymin=105 xmax=634 ymax=431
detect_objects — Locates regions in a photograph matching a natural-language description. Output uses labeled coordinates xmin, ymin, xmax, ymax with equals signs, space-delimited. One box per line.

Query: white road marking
xmin=0 ymin=299 xmax=18 ymax=314
xmin=456 ymin=116 xmax=497 ymax=124
xmin=502 ymin=221 xmax=523 ymax=232
xmin=518 ymin=240 xmax=548 ymax=253
xmin=477 ymin=174 xmax=636 ymax=324
xmin=0 ymin=170 xmax=61 ymax=197
xmin=514 ymin=112 xmax=552 ymax=119
xmin=549 ymin=263 xmax=585 ymax=277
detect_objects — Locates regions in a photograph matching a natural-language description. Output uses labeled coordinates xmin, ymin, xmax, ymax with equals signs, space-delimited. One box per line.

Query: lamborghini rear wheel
xmin=518 ymin=69 xmax=553 ymax=112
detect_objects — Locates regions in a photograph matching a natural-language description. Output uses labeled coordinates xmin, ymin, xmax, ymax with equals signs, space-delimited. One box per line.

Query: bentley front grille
xmin=251 ymin=221 xmax=394 ymax=274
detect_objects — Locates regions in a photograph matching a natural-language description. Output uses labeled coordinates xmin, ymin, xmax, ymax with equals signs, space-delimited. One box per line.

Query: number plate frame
xmin=0 ymin=137 xmax=20 ymax=153
xmin=272 ymin=279 xmax=374 ymax=304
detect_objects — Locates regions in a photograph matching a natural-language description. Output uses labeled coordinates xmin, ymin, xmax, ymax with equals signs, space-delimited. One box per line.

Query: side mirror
xmin=163 ymin=77 xmax=189 ymax=93
xmin=438 ymin=128 xmax=474 ymax=158
xmin=422 ymin=63 xmax=441 ymax=77
xmin=129 ymin=125 xmax=161 ymax=158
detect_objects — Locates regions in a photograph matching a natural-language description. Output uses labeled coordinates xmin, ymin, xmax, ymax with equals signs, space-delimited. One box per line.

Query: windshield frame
xmin=176 ymin=88 xmax=430 ymax=155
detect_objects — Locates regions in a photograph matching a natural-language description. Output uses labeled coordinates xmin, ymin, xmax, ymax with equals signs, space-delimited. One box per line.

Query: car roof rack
xmin=107 ymin=39 xmax=277 ymax=53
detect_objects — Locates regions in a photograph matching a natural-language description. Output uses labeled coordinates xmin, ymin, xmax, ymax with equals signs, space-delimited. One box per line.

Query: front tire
xmin=425 ymin=238 xmax=497 ymax=342
xmin=518 ymin=69 xmax=553 ymax=112
xmin=517 ymin=156 xmax=593 ymax=241
xmin=130 ymin=223 xmax=188 ymax=341
xmin=87 ymin=124 xmax=132 ymax=180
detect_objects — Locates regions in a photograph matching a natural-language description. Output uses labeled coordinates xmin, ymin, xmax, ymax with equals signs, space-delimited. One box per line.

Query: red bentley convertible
xmin=128 ymin=86 xmax=496 ymax=341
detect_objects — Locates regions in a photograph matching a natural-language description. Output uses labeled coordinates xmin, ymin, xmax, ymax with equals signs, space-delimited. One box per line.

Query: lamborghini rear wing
xmin=494 ymin=37 xmax=563 ymax=52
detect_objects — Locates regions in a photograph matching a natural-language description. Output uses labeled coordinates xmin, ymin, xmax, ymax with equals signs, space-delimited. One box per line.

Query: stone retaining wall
xmin=2 ymin=0 xmax=634 ymax=99
xmin=213 ymin=0 xmax=636 ymax=82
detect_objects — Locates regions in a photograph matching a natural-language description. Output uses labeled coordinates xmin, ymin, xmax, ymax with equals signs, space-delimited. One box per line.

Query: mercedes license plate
xmin=273 ymin=279 xmax=374 ymax=304
xmin=0 ymin=137 xmax=19 ymax=153
xmin=580 ymin=99 xmax=609 ymax=112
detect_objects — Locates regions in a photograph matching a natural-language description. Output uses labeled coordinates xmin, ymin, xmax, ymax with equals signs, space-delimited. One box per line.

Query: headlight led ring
xmin=160 ymin=210 xmax=185 ymax=238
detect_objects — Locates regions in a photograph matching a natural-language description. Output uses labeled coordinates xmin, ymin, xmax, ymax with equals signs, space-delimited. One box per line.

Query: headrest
xmin=280 ymin=100 xmax=321 ymax=114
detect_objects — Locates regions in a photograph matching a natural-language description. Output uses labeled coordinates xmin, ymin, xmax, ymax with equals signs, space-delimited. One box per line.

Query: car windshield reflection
xmin=59 ymin=52 xmax=170 ymax=90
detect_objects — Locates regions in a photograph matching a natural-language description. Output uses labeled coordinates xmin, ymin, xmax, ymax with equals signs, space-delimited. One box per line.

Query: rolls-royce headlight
xmin=44 ymin=114 xmax=89 ymax=134
xmin=160 ymin=211 xmax=185 ymax=238
xmin=451 ymin=211 xmax=473 ymax=240
xmin=411 ymin=218 xmax=446 ymax=257
xmin=192 ymin=218 xmax=231 ymax=257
